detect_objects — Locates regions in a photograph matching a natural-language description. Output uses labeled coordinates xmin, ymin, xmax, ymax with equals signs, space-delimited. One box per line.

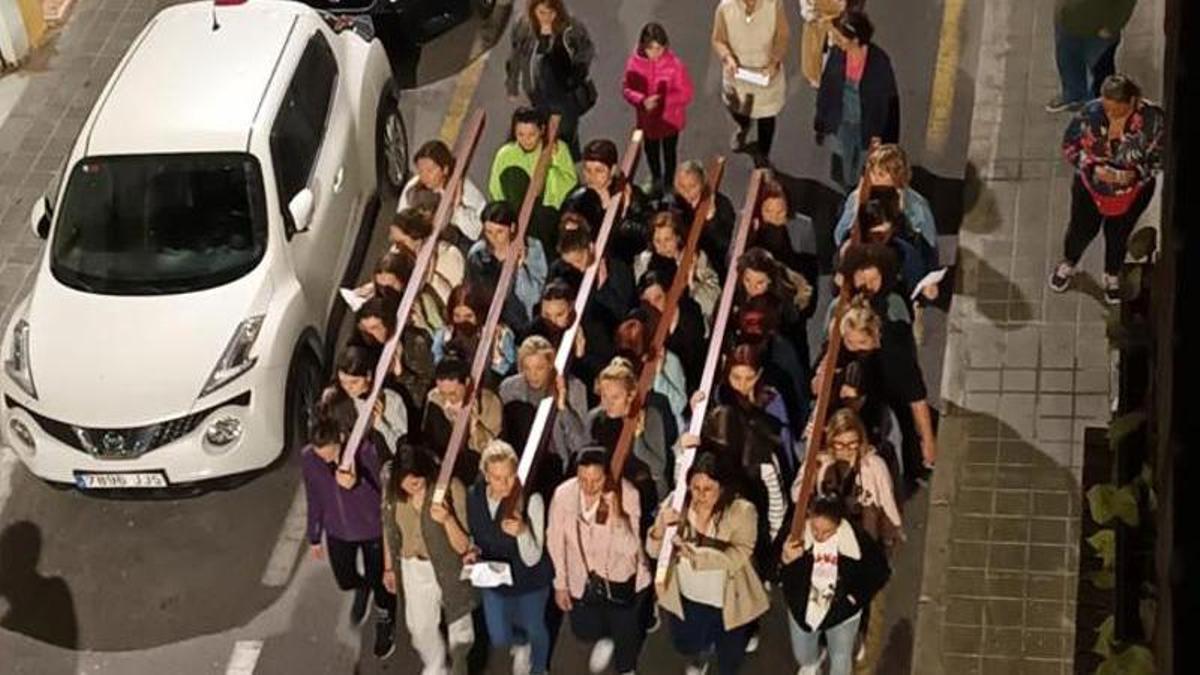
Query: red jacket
xmin=622 ymin=48 xmax=694 ymax=140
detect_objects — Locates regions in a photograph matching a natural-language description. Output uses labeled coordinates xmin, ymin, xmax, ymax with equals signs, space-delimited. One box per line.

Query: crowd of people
xmin=297 ymin=0 xmax=1163 ymax=673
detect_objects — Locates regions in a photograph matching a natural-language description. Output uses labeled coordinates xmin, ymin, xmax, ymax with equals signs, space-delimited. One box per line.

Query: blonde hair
xmin=479 ymin=439 xmax=519 ymax=473
xmin=865 ymin=144 xmax=912 ymax=187
xmin=517 ymin=335 xmax=555 ymax=372
xmin=825 ymin=408 xmax=869 ymax=457
xmin=839 ymin=296 xmax=882 ymax=343
xmin=596 ymin=356 xmax=638 ymax=395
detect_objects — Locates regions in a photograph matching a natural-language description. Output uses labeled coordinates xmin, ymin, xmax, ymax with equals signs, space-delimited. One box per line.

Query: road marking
xmin=261 ymin=484 xmax=307 ymax=587
xmin=925 ymin=0 xmax=966 ymax=154
xmin=437 ymin=0 xmax=513 ymax=144
xmin=225 ymin=640 xmax=263 ymax=675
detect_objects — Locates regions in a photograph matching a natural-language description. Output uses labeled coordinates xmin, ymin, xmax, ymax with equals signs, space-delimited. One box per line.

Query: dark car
xmin=303 ymin=0 xmax=496 ymax=44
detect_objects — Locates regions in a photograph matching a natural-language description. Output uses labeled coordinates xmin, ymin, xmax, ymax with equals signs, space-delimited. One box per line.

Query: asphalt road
xmin=0 ymin=0 xmax=980 ymax=672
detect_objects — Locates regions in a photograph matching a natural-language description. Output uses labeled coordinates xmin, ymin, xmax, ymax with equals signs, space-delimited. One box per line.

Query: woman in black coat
xmin=780 ymin=494 xmax=889 ymax=675
xmin=814 ymin=10 xmax=899 ymax=192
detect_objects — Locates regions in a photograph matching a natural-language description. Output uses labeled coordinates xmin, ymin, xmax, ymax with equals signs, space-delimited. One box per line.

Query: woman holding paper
xmin=381 ymin=446 xmax=477 ymax=675
xmin=466 ymin=440 xmax=554 ymax=675
xmin=814 ymin=10 xmax=899 ymax=192
xmin=712 ymin=0 xmax=790 ymax=168
xmin=647 ymin=451 xmax=769 ymax=675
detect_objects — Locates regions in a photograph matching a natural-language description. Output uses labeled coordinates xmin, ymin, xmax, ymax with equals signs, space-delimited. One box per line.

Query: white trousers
xmin=401 ymin=557 xmax=475 ymax=675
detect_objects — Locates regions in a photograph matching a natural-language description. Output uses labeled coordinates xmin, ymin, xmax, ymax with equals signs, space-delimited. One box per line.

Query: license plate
xmin=74 ymin=471 xmax=168 ymax=489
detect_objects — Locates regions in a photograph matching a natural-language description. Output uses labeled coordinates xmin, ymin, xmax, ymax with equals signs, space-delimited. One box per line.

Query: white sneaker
xmin=511 ymin=644 xmax=532 ymax=675
xmin=588 ymin=638 xmax=615 ymax=673
xmin=856 ymin=638 xmax=867 ymax=662
xmin=745 ymin=634 xmax=760 ymax=653
xmin=796 ymin=665 xmax=820 ymax=675
xmin=685 ymin=662 xmax=710 ymax=675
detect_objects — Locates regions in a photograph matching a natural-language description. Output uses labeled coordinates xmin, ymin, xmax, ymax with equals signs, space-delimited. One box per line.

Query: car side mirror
xmin=30 ymin=196 xmax=51 ymax=240
xmin=288 ymin=189 xmax=314 ymax=233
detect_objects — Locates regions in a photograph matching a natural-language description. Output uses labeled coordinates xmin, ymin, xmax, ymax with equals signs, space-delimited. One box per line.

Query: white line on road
xmin=225 ymin=640 xmax=263 ymax=675
xmin=261 ymin=484 xmax=307 ymax=587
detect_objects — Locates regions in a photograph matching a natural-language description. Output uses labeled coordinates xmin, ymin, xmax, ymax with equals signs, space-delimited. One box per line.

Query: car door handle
xmin=332 ymin=166 xmax=345 ymax=194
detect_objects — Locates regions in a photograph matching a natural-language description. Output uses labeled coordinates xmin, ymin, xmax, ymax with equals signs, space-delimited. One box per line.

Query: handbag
xmin=576 ymin=518 xmax=636 ymax=606
xmin=561 ymin=26 xmax=597 ymax=114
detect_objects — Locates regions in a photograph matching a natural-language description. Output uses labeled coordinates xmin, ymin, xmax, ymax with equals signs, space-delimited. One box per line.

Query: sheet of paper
xmin=339 ymin=287 xmax=367 ymax=313
xmin=911 ymin=267 xmax=949 ymax=301
xmin=734 ymin=67 xmax=770 ymax=87
xmin=460 ymin=561 xmax=514 ymax=588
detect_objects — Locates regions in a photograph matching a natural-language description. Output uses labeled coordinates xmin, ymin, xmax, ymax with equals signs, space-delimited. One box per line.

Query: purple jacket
xmin=302 ymin=441 xmax=383 ymax=545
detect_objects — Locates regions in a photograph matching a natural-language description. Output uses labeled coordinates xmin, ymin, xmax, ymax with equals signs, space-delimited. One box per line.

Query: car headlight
xmin=204 ymin=416 xmax=243 ymax=447
xmin=4 ymin=319 xmax=37 ymax=399
xmin=200 ymin=315 xmax=265 ymax=397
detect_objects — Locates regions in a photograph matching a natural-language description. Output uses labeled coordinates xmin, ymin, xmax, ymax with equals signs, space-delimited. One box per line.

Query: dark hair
xmin=685 ymin=451 xmax=737 ymax=523
xmin=582 ymin=139 xmax=619 ymax=168
xmin=637 ymin=268 xmax=672 ymax=296
xmin=526 ymin=0 xmax=569 ymax=35
xmin=356 ymin=292 xmax=399 ymax=341
xmin=723 ymin=341 xmax=767 ymax=403
xmin=758 ymin=178 xmax=789 ymax=212
xmin=414 ymin=139 xmax=455 ymax=173
xmin=336 ymin=345 xmax=376 ymax=379
xmin=510 ymin=106 xmax=547 ymax=141
xmin=614 ymin=306 xmax=661 ymax=362
xmin=310 ymin=415 xmax=344 ymax=449
xmin=855 ymin=186 xmax=911 ymax=243
xmin=820 ymin=459 xmax=859 ymax=503
xmin=374 ymin=249 xmax=415 ymax=285
xmin=542 ymin=278 xmax=576 ymax=304
xmin=638 ymin=22 xmax=670 ymax=53
xmin=390 ymin=444 xmax=440 ymax=501
xmin=834 ymin=10 xmax=875 ymax=44
xmin=557 ymin=221 xmax=593 ymax=255
xmin=735 ymin=293 xmax=781 ymax=337
xmin=392 ymin=207 xmax=433 ymax=240
xmin=434 ymin=354 xmax=471 ymax=383
xmin=1100 ymin=74 xmax=1141 ymax=103
xmin=445 ymin=284 xmax=489 ymax=327
xmin=809 ymin=491 xmax=847 ymax=523
xmin=481 ymin=200 xmax=517 ymax=229
xmin=576 ymin=445 xmax=609 ymax=468
xmin=408 ymin=184 xmax=442 ymax=216
xmin=649 ymin=210 xmax=684 ymax=240
xmin=838 ymin=242 xmax=900 ymax=293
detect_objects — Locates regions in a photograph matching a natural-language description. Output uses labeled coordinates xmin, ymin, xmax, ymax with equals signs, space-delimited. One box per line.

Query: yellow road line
xmin=926 ymin=0 xmax=965 ymax=155
xmin=439 ymin=54 xmax=490 ymax=145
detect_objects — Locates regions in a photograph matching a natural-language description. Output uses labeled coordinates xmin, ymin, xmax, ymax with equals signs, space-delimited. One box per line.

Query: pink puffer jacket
xmin=622 ymin=49 xmax=695 ymax=140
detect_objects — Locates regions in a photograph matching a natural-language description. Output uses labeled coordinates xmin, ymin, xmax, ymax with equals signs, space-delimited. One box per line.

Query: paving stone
xmin=1073 ymin=393 xmax=1110 ymax=421
xmin=994 ymin=490 xmax=1032 ymax=516
xmin=1074 ymin=368 xmax=1110 ymax=393
xmin=1029 ymin=544 xmax=1070 ymax=573
xmin=1027 ymin=574 xmax=1069 ymax=600
xmin=993 ymin=465 xmax=1034 ymax=489
xmin=944 ymin=654 xmax=983 ymax=675
xmin=945 ymin=624 xmax=984 ymax=655
xmin=1035 ymin=417 xmax=1073 ymax=443
xmin=951 ymin=541 xmax=990 ymax=568
xmin=981 ymin=656 xmax=1026 ymax=675
xmin=965 ymin=440 xmax=1000 ymax=463
xmin=960 ymin=463 xmax=997 ymax=489
xmin=1026 ymin=601 xmax=1071 ymax=630
xmin=946 ymin=597 xmax=986 ymax=625
xmin=1004 ymin=327 xmax=1040 ymax=368
xmin=947 ymin=568 xmax=989 ymax=597
xmin=984 ymin=598 xmax=1025 ymax=627
xmin=987 ymin=542 xmax=1028 ymax=570
xmin=958 ymin=488 xmax=995 ymax=515
xmin=1032 ymin=491 xmax=1071 ymax=517
xmin=1001 ymin=369 xmax=1037 ymax=392
xmin=951 ymin=515 xmax=993 ymax=541
xmin=1024 ymin=630 xmax=1070 ymax=659
xmin=989 ymin=516 xmax=1030 ymax=543
xmin=967 ymin=369 xmax=1002 ymax=392
xmin=1029 ymin=518 xmax=1069 ymax=544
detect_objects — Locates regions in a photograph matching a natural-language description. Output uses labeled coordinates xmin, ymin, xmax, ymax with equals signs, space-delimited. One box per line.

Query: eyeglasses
xmin=829 ymin=440 xmax=862 ymax=452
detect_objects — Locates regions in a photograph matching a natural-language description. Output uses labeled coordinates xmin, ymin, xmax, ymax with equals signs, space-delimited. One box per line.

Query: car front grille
xmin=5 ymin=392 xmax=250 ymax=459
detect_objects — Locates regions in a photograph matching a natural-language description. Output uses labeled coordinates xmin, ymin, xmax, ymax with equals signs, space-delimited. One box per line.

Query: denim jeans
xmin=1054 ymin=23 xmax=1120 ymax=105
xmin=667 ymin=597 xmax=754 ymax=675
xmin=481 ymin=587 xmax=551 ymax=675
xmin=788 ymin=610 xmax=862 ymax=675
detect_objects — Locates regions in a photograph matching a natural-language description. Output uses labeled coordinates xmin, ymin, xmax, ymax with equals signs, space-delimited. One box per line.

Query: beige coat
xmin=647 ymin=496 xmax=770 ymax=630
xmin=799 ymin=0 xmax=847 ymax=87
xmin=713 ymin=0 xmax=790 ymax=119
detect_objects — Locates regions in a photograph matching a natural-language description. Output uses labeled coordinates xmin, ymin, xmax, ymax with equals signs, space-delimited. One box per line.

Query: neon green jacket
xmin=488 ymin=140 xmax=578 ymax=210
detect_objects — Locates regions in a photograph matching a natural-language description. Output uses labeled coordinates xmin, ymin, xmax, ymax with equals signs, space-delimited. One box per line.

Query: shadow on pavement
xmin=0 ymin=521 xmax=78 ymax=650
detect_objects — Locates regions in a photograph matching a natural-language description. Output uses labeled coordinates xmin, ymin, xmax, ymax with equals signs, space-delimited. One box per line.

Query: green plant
xmin=1087 ymin=529 xmax=1116 ymax=568
xmin=1087 ymin=483 xmax=1140 ymax=527
xmin=1098 ymin=644 xmax=1155 ymax=675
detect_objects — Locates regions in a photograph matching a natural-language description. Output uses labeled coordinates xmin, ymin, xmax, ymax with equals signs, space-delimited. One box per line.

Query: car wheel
xmin=284 ymin=348 xmax=323 ymax=456
xmin=376 ymin=84 xmax=409 ymax=199
xmin=473 ymin=0 xmax=496 ymax=18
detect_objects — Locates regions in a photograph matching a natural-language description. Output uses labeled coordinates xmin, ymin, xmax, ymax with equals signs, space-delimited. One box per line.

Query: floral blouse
xmin=1062 ymin=98 xmax=1164 ymax=202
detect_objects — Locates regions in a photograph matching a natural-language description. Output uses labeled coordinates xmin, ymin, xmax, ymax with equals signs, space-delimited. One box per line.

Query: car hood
xmin=24 ymin=271 xmax=273 ymax=426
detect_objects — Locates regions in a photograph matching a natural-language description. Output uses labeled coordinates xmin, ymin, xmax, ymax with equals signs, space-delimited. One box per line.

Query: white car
xmin=0 ymin=0 xmax=409 ymax=490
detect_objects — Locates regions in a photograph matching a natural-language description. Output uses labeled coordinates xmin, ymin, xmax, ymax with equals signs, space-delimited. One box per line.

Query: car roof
xmin=86 ymin=1 xmax=310 ymax=156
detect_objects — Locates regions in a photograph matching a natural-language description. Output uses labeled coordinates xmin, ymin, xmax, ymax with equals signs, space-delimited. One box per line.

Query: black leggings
xmin=326 ymin=536 xmax=396 ymax=616
xmin=644 ymin=134 xmax=679 ymax=185
xmin=1063 ymin=174 xmax=1156 ymax=275
xmin=731 ymin=113 xmax=778 ymax=158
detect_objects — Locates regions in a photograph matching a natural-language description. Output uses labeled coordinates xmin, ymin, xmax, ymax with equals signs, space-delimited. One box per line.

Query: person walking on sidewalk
xmin=712 ymin=0 xmax=790 ymax=168
xmin=814 ymin=10 xmax=899 ymax=193
xmin=1049 ymin=74 xmax=1163 ymax=304
xmin=302 ymin=415 xmax=397 ymax=659
xmin=381 ymin=446 xmax=477 ymax=675
xmin=622 ymin=23 xmax=695 ymax=198
xmin=504 ymin=0 xmax=596 ymax=160
xmin=1046 ymin=0 xmax=1137 ymax=113
xmin=546 ymin=447 xmax=652 ymax=675
xmin=799 ymin=0 xmax=865 ymax=89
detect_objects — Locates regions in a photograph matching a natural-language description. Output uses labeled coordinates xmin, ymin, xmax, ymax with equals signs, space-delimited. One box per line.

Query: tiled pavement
xmin=912 ymin=0 xmax=1165 ymax=673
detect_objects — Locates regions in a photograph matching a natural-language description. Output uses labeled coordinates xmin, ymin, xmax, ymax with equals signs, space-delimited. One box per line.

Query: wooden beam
xmin=340 ymin=110 xmax=487 ymax=471
xmin=432 ymin=115 xmax=563 ymax=505
xmin=654 ymin=168 xmax=766 ymax=585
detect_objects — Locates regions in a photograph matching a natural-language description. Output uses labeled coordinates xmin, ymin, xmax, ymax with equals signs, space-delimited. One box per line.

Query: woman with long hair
xmin=432 ymin=283 xmax=517 ymax=380
xmin=647 ymin=451 xmax=769 ymax=675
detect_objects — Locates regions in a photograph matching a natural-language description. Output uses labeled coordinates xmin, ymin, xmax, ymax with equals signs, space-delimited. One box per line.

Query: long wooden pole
xmin=339 ymin=110 xmax=486 ymax=471
xmin=788 ymin=173 xmax=872 ymax=538
xmin=432 ymin=115 xmax=562 ymax=505
xmin=599 ymin=156 xmax=726 ymax=524
xmin=654 ymin=168 xmax=765 ymax=584
xmin=512 ymin=129 xmax=645 ymax=501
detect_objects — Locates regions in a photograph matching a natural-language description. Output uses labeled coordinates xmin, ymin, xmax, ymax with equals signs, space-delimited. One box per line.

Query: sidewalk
xmin=911 ymin=0 xmax=1165 ymax=673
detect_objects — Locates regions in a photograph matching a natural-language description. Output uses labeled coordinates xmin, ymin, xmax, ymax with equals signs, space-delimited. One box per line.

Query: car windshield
xmin=50 ymin=153 xmax=268 ymax=295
